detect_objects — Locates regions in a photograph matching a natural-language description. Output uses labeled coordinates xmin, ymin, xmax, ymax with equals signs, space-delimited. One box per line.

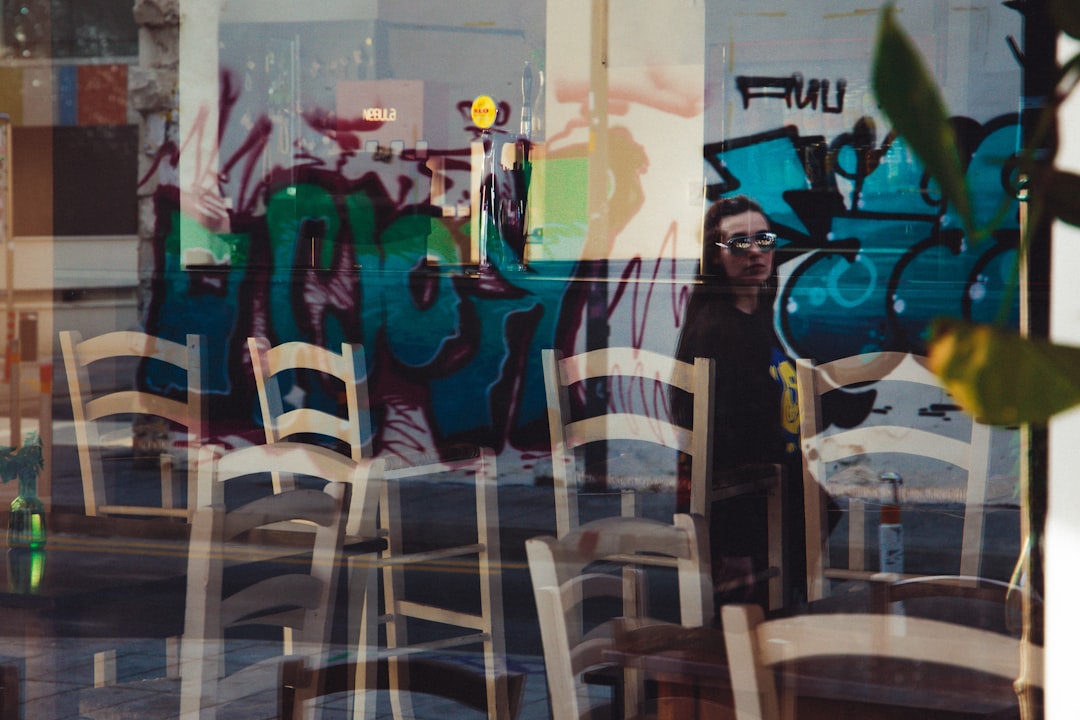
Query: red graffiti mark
xmin=368 ymin=334 xmax=447 ymax=461
xmin=302 ymin=107 xmax=387 ymax=156
xmin=456 ymin=270 xmax=530 ymax=301
xmin=409 ymin=258 xmax=441 ymax=310
xmin=603 ymin=355 xmax=675 ymax=432
xmin=177 ymin=105 xmax=223 ymax=213
xmin=490 ymin=304 xmax=544 ymax=452
xmin=607 ymin=221 xmax=683 ymax=350
xmin=221 ymin=116 xmax=273 ymax=215
xmin=137 ymin=138 xmax=179 ymax=192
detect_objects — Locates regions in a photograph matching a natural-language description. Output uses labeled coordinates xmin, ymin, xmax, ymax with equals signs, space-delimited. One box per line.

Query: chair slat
xmin=74 ymin=330 xmax=190 ymax=368
xmin=566 ymin=414 xmax=691 ymax=451
xmin=221 ymin=575 xmax=322 ymax=627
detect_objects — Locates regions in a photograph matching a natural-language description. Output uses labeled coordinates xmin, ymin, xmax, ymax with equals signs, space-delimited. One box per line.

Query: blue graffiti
xmin=705 ymin=113 xmax=1024 ymax=361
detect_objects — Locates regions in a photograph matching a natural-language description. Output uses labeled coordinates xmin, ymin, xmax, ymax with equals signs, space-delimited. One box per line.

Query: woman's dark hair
xmin=699 ymin=195 xmax=778 ymax=300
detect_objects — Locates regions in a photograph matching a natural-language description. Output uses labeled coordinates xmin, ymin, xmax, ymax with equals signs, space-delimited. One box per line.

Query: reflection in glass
xmin=7 ymin=548 xmax=45 ymax=594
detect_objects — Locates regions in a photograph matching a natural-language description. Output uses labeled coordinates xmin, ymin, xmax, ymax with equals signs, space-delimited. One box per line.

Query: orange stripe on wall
xmin=77 ymin=64 xmax=127 ymax=126
xmin=0 ymin=68 xmax=24 ymax=125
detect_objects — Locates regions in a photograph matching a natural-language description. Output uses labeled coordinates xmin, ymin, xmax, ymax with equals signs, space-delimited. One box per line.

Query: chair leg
xmin=620 ymin=488 xmax=641 ymax=519
xmin=475 ymin=452 xmax=509 ymax=720
xmin=381 ymin=481 xmax=416 ymax=720
xmin=766 ymin=481 xmax=785 ymax=610
xmin=93 ymin=649 xmax=117 ymax=688
xmin=159 ymin=452 xmax=176 ymax=510
xmin=387 ymin=656 xmax=415 ymax=720
xmin=622 ymin=666 xmax=644 ymax=720
xmin=848 ymin=498 xmax=867 ymax=574
xmin=166 ymin=635 xmax=181 ymax=679
xmin=352 ymin=555 xmax=378 ymax=720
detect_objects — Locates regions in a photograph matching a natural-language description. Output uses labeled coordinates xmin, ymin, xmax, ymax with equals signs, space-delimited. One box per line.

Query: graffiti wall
xmin=146 ymin=1 xmax=1026 ymax=474
xmin=701 ymin=3 xmax=1024 ymax=362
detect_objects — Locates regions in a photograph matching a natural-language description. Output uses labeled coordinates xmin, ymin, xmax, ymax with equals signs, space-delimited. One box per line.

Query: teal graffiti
xmin=705 ymin=113 xmax=1024 ymax=361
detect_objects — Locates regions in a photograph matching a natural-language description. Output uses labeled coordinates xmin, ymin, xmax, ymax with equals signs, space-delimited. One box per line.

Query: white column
xmin=1046 ymin=33 xmax=1080 ymax=720
xmin=178 ymin=0 xmax=223 ymax=235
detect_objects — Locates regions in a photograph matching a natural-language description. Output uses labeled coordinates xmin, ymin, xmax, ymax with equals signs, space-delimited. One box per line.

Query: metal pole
xmin=38 ymin=363 xmax=51 ymax=511
xmin=0 ymin=114 xmax=18 ymax=447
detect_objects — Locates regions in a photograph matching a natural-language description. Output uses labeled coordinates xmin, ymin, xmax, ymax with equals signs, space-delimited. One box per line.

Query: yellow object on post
xmin=470 ymin=95 xmax=497 ymax=129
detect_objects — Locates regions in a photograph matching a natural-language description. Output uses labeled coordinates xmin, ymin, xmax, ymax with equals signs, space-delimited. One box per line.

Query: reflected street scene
xmin=0 ymin=0 xmax=1058 ymax=718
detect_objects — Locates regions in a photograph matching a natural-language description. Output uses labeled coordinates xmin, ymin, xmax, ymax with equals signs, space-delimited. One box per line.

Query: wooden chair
xmin=278 ymin=656 xmax=526 ymax=720
xmin=194 ymin=441 xmax=386 ymax=719
xmin=796 ymin=351 xmax=995 ymax=601
xmin=61 ymin=330 xmax=206 ymax=688
xmin=79 ymin=443 xmax=380 ymax=720
xmin=248 ymin=337 xmax=508 ymax=720
xmin=60 ymin=330 xmax=206 ymax=519
xmin=721 ymin=603 xmax=1042 ymax=720
xmin=542 ymin=346 xmax=785 ymax=608
xmin=526 ymin=514 xmax=714 ymax=720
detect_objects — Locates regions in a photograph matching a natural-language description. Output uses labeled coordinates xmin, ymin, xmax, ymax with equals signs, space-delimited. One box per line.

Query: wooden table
xmin=0 ymin=513 xmax=191 ymax=719
xmin=606 ymin=589 xmax=1035 ymax=720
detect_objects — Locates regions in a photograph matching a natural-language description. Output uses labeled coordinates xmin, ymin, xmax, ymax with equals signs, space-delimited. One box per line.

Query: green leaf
xmin=928 ymin=319 xmax=1080 ymax=425
xmin=1044 ymin=170 xmax=1080 ymax=227
xmin=1049 ymin=0 xmax=1080 ymax=39
xmin=872 ymin=4 xmax=974 ymax=233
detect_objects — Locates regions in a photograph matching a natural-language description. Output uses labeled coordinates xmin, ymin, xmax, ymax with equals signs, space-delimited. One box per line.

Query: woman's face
xmin=711 ymin=210 xmax=774 ymax=287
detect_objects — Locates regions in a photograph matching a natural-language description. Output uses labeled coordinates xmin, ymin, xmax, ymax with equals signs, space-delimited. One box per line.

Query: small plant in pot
xmin=0 ymin=431 xmax=46 ymax=548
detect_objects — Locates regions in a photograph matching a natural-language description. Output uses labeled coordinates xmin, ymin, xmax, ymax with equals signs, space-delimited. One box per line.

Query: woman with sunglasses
xmin=672 ymin=194 xmax=806 ymax=607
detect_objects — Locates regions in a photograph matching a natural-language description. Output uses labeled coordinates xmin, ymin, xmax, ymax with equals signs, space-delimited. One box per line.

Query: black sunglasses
xmin=715 ymin=231 xmax=778 ymax=255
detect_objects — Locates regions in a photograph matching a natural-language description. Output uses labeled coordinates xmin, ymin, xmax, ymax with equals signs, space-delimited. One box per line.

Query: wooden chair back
xmin=181 ymin=443 xmax=376 ymax=719
xmin=527 ymin=514 xmax=713 ymax=720
xmin=247 ymin=337 xmax=509 ymax=720
xmin=721 ymin=603 xmax=1042 ymax=720
xmin=543 ymin=346 xmax=786 ymax=608
xmin=248 ymin=337 xmax=372 ymax=487
xmin=542 ymin=347 xmax=716 ymax=534
xmin=796 ymin=351 xmax=995 ymax=601
xmin=196 ymin=441 xmax=383 ymax=540
xmin=60 ymin=330 xmax=206 ymax=519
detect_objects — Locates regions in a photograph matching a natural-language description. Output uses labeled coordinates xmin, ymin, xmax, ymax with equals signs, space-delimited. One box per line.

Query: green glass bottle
xmin=7 ymin=547 xmax=45 ymax=593
xmin=8 ymin=473 xmax=46 ymax=549
xmin=3 ymin=431 xmax=45 ymax=549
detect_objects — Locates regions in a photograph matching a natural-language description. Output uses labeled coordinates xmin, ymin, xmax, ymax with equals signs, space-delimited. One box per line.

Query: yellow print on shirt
xmin=771 ymin=358 xmax=800 ymax=453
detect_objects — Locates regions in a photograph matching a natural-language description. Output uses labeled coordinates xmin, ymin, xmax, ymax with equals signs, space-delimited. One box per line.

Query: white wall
xmin=1046 ymin=33 xmax=1080 ymax=720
